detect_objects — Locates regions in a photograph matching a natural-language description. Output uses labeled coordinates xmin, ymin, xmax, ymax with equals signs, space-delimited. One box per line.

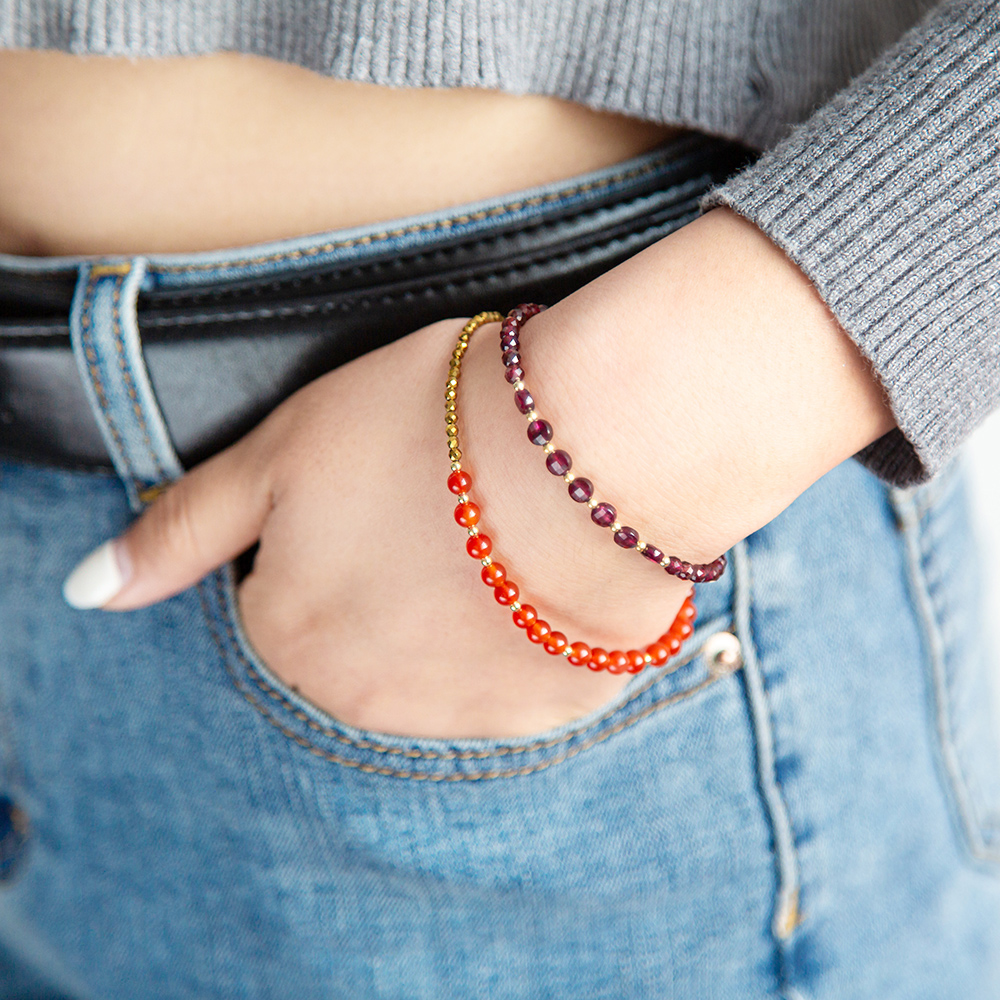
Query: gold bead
xmin=563 ymin=472 xmax=574 ymax=483
xmin=445 ymin=413 xmax=457 ymax=425
xmin=451 ymin=462 xmax=462 ymax=472
xmin=480 ymin=556 xmax=492 ymax=567
xmin=587 ymin=498 xmax=598 ymax=509
xmin=445 ymin=401 xmax=456 ymax=413
xmin=447 ymin=377 xmax=458 ymax=388
xmin=610 ymin=521 xmax=621 ymax=533
xmin=457 ymin=493 xmax=469 ymax=503
xmin=445 ymin=389 xmax=457 ymax=400
xmin=450 ymin=448 xmax=462 ymax=461
xmin=543 ymin=443 xmax=555 ymax=454
xmin=513 ymin=380 xmax=525 ymax=391
xmin=467 ymin=526 xmax=479 ymax=536
xmin=526 ymin=410 xmax=538 ymax=421
xmin=509 ymin=601 xmax=521 ymax=613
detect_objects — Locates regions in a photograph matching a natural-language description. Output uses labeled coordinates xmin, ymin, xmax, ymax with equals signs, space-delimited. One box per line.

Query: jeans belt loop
xmin=69 ymin=258 xmax=183 ymax=511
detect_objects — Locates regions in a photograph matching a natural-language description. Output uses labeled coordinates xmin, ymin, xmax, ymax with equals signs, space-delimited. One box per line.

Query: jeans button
xmin=702 ymin=631 xmax=743 ymax=676
xmin=0 ymin=795 xmax=30 ymax=883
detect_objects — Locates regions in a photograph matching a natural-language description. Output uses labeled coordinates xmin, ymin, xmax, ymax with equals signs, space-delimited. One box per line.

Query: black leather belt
xmin=0 ymin=135 xmax=751 ymax=472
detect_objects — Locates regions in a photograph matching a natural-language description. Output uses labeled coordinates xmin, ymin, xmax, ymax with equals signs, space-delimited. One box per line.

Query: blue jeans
xmin=1 ymin=150 xmax=999 ymax=998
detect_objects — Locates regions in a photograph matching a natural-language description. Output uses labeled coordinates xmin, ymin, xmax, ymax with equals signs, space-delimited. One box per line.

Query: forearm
xmin=460 ymin=208 xmax=895 ymax=642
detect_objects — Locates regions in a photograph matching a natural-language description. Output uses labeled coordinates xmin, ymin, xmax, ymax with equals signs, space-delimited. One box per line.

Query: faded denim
xmin=1 ymin=151 xmax=999 ymax=998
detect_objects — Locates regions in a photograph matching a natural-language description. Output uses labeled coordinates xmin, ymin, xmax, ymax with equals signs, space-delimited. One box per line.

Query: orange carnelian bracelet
xmin=445 ymin=311 xmax=696 ymax=675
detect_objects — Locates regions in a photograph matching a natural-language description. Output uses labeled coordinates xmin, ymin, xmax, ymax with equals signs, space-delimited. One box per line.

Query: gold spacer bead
xmin=562 ymin=648 xmax=572 ymax=657
xmin=610 ymin=521 xmax=621 ymax=533
xmin=636 ymin=541 xmax=647 ymax=553
xmin=509 ymin=601 xmax=521 ymax=613
xmin=526 ymin=410 xmax=538 ymax=421
xmin=543 ymin=443 xmax=555 ymax=454
xmin=451 ymin=462 xmax=462 ymax=472
xmin=513 ymin=380 xmax=525 ymax=391
xmin=644 ymin=653 xmax=653 ymax=664
xmin=587 ymin=498 xmax=598 ymax=509
xmin=563 ymin=472 xmax=574 ymax=483
xmin=467 ymin=526 xmax=479 ymax=536
xmin=481 ymin=556 xmax=492 ymax=567
xmin=457 ymin=493 xmax=469 ymax=503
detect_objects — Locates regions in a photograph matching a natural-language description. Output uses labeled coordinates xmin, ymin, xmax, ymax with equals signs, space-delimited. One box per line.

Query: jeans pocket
xmin=894 ymin=464 xmax=1000 ymax=869
xmin=198 ymin=564 xmax=742 ymax=781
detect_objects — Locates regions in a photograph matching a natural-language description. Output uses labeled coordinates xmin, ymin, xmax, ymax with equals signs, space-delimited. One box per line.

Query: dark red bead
xmin=500 ymin=336 xmax=519 ymax=352
xmin=641 ymin=545 xmax=664 ymax=564
xmin=693 ymin=567 xmax=707 ymax=583
xmin=505 ymin=365 xmax=525 ymax=385
xmin=467 ymin=534 xmax=492 ymax=559
xmin=447 ymin=470 xmax=472 ymax=495
xmin=591 ymin=502 xmax=616 ymax=527
xmin=527 ymin=419 xmax=552 ymax=445
xmin=568 ymin=478 xmax=593 ymax=503
xmin=545 ymin=450 xmax=572 ymax=476
xmin=613 ymin=526 xmax=639 ymax=548
xmin=501 ymin=350 xmax=521 ymax=368
xmin=514 ymin=389 xmax=534 ymax=414
xmin=494 ymin=581 xmax=519 ymax=606
xmin=665 ymin=557 xmax=683 ymax=576
xmin=454 ymin=502 xmax=480 ymax=527
xmin=510 ymin=307 xmax=525 ymax=324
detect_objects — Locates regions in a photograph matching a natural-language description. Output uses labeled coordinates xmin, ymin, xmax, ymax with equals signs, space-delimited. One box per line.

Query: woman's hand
xmin=62 ymin=209 xmax=895 ymax=739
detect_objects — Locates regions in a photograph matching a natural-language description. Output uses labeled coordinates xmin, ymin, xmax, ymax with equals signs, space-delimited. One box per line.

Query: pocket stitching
xmin=199 ymin=572 xmax=724 ymax=776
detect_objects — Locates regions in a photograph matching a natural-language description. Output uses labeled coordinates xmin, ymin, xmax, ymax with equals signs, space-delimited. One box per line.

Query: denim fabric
xmin=1 ymin=151 xmax=1000 ymax=998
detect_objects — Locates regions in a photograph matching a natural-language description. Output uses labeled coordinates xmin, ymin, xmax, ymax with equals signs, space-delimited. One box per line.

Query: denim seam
xmin=107 ymin=271 xmax=168 ymax=485
xmin=732 ymin=540 xmax=804 ymax=985
xmin=892 ymin=486 xmax=1000 ymax=865
xmin=197 ymin=572 xmax=723 ymax=777
xmin=153 ymin=154 xmax=683 ymax=276
xmin=150 ymin=186 xmax=703 ymax=305
xmin=78 ymin=270 xmax=135 ymax=491
xmin=137 ymin=212 xmax=697 ymax=329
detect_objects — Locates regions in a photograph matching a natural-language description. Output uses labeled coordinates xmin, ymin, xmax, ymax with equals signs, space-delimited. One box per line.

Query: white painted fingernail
xmin=62 ymin=540 xmax=131 ymax=610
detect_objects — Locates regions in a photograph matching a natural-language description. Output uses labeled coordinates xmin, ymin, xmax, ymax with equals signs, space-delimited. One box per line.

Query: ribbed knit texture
xmin=2 ymin=0 xmax=997 ymax=483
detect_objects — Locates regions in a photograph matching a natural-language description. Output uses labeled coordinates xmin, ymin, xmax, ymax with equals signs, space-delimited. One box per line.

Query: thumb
xmin=62 ymin=437 xmax=274 ymax=611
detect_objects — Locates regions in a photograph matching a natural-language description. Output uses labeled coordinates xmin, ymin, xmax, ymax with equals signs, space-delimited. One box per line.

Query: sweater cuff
xmin=703 ymin=0 xmax=1000 ymax=487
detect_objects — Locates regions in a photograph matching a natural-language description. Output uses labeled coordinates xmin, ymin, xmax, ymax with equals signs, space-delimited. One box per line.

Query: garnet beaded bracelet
xmin=446 ymin=312 xmax=696 ymax=674
xmin=499 ymin=303 xmax=727 ymax=585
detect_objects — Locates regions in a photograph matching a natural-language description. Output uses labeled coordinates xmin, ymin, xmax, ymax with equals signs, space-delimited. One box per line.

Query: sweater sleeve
xmin=703 ymin=0 xmax=1000 ymax=486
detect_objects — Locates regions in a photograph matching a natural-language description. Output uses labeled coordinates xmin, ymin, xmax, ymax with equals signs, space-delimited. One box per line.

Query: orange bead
xmin=481 ymin=562 xmax=506 ymax=587
xmin=646 ymin=642 xmax=671 ymax=667
xmin=512 ymin=604 xmax=538 ymax=629
xmin=668 ymin=636 xmax=682 ymax=655
xmin=606 ymin=650 xmax=629 ymax=675
xmin=587 ymin=648 xmax=609 ymax=671
xmin=467 ymin=534 xmax=492 ymax=559
xmin=677 ymin=621 xmax=694 ymax=641
xmin=454 ymin=502 xmax=480 ymax=527
xmin=567 ymin=641 xmax=591 ymax=666
xmin=543 ymin=631 xmax=568 ymax=656
xmin=527 ymin=620 xmax=551 ymax=644
xmin=626 ymin=650 xmax=647 ymax=673
xmin=494 ymin=581 xmax=519 ymax=605
xmin=448 ymin=470 xmax=473 ymax=494
xmin=681 ymin=601 xmax=696 ymax=621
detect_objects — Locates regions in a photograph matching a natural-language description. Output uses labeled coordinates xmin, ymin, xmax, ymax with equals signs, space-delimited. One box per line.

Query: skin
xmin=5 ymin=52 xmax=896 ymax=737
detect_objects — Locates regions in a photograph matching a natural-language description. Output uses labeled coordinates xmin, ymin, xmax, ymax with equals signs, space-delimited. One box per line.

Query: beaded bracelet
xmin=499 ymin=304 xmax=726 ymax=585
xmin=446 ymin=312 xmax=696 ymax=675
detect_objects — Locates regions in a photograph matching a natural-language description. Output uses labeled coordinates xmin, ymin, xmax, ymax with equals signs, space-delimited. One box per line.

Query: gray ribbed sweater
xmin=3 ymin=0 xmax=998 ymax=485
